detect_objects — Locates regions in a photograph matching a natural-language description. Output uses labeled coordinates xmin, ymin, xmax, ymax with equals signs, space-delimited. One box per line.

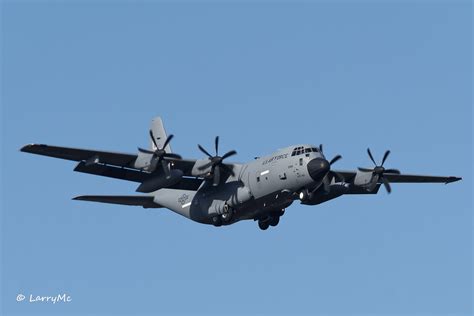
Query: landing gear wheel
xmin=269 ymin=216 xmax=280 ymax=227
xmin=258 ymin=220 xmax=269 ymax=230
xmin=212 ymin=216 xmax=222 ymax=227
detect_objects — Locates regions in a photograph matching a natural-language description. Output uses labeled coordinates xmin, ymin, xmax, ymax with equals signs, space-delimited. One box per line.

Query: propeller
xmin=138 ymin=130 xmax=182 ymax=176
xmin=197 ymin=136 xmax=237 ymax=186
xmin=318 ymin=144 xmax=344 ymax=184
xmin=358 ymin=148 xmax=400 ymax=193
xmin=316 ymin=144 xmax=345 ymax=193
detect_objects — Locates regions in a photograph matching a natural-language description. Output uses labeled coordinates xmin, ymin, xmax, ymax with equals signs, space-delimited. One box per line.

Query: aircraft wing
xmin=21 ymin=144 xmax=137 ymax=168
xmin=334 ymin=170 xmax=462 ymax=184
xmin=382 ymin=173 xmax=461 ymax=183
xmin=74 ymin=161 xmax=203 ymax=189
xmin=21 ymin=143 xmax=236 ymax=186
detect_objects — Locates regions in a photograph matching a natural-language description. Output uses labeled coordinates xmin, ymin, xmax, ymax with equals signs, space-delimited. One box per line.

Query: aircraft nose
xmin=307 ymin=158 xmax=330 ymax=181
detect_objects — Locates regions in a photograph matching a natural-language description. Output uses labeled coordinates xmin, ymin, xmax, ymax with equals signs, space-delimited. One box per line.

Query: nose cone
xmin=307 ymin=158 xmax=330 ymax=181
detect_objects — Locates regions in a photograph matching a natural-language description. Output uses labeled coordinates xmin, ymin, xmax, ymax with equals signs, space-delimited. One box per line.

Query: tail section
xmin=153 ymin=189 xmax=209 ymax=224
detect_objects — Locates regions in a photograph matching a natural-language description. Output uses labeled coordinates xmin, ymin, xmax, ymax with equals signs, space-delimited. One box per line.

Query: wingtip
xmin=445 ymin=176 xmax=462 ymax=184
xmin=20 ymin=144 xmax=35 ymax=152
xmin=20 ymin=143 xmax=47 ymax=152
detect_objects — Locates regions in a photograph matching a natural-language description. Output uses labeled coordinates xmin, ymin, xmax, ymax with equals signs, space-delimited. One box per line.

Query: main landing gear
xmin=257 ymin=209 xmax=284 ymax=231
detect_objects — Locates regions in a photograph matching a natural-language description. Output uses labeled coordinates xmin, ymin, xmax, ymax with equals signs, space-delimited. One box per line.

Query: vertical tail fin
xmin=150 ymin=117 xmax=172 ymax=153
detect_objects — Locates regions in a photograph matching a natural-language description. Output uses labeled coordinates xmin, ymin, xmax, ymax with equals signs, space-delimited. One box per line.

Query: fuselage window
xmin=305 ymin=148 xmax=311 ymax=153
xmin=299 ymin=158 xmax=303 ymax=166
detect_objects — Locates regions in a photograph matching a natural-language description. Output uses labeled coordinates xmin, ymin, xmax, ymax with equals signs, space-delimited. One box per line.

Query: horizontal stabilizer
xmin=73 ymin=195 xmax=161 ymax=208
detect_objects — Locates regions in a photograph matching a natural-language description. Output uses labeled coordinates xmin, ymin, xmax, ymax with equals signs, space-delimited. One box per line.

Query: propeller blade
xmin=149 ymin=130 xmax=159 ymax=148
xmin=197 ymin=161 xmax=213 ymax=171
xmin=221 ymin=150 xmax=237 ymax=160
xmin=358 ymin=167 xmax=374 ymax=172
xmin=215 ymin=136 xmax=219 ymax=155
xmin=221 ymin=163 xmax=235 ymax=176
xmin=213 ymin=166 xmax=220 ymax=186
xmin=319 ymin=144 xmax=323 ymax=153
xmin=381 ymin=150 xmax=390 ymax=166
xmin=163 ymin=153 xmax=182 ymax=159
xmin=162 ymin=134 xmax=174 ymax=150
xmin=384 ymin=168 xmax=400 ymax=174
xmin=138 ymin=147 xmax=155 ymax=154
xmin=381 ymin=176 xmax=391 ymax=193
xmin=367 ymin=148 xmax=377 ymax=166
xmin=322 ymin=176 xmax=330 ymax=193
xmin=329 ymin=155 xmax=342 ymax=166
xmin=161 ymin=159 xmax=170 ymax=178
xmin=198 ymin=144 xmax=213 ymax=158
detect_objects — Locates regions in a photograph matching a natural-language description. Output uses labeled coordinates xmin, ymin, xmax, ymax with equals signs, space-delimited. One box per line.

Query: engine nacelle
xmin=136 ymin=169 xmax=183 ymax=193
xmin=354 ymin=170 xmax=378 ymax=191
xmin=302 ymin=183 xmax=349 ymax=205
xmin=190 ymin=158 xmax=213 ymax=177
xmin=133 ymin=151 xmax=156 ymax=172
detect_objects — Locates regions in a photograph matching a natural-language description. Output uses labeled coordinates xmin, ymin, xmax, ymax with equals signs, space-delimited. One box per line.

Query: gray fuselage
xmin=153 ymin=144 xmax=328 ymax=225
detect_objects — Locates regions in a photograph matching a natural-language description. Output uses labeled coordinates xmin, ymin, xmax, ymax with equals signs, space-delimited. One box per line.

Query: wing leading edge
xmin=21 ymin=144 xmax=137 ymax=167
xmin=335 ymin=170 xmax=461 ymax=184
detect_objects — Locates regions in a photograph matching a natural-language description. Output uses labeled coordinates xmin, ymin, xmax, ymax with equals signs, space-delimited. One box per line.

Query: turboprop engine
xmin=354 ymin=148 xmax=400 ymax=193
xmin=301 ymin=182 xmax=350 ymax=205
xmin=134 ymin=131 xmax=182 ymax=173
xmin=193 ymin=136 xmax=237 ymax=186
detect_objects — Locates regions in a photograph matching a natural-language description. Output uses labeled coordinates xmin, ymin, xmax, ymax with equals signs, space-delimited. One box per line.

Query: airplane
xmin=21 ymin=117 xmax=462 ymax=230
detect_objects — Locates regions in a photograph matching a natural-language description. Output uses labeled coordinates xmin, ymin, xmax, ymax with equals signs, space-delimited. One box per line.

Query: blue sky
xmin=1 ymin=1 xmax=472 ymax=315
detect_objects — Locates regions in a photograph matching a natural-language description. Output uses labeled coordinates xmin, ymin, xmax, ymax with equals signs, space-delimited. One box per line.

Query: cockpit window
xmin=292 ymin=146 xmax=315 ymax=156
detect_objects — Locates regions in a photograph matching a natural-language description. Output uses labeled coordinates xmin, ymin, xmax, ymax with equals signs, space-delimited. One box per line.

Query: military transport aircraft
xmin=21 ymin=117 xmax=461 ymax=230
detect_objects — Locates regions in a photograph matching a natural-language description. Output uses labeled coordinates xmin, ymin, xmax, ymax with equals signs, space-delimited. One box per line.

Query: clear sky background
xmin=1 ymin=1 xmax=472 ymax=316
